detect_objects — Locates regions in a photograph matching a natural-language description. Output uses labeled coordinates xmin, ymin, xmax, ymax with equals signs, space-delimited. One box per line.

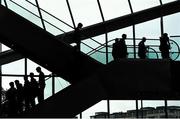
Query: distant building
xmin=90 ymin=106 xmax=180 ymax=118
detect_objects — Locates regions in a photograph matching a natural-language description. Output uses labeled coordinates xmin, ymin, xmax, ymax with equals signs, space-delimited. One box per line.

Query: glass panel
xmin=2 ymin=59 xmax=25 ymax=75
xmin=44 ymin=77 xmax=52 ymax=99
xmin=27 ymin=59 xmax=51 ymax=76
xmin=55 ymin=77 xmax=70 ymax=94
xmin=142 ymin=100 xmax=165 ymax=118
xmin=82 ymin=100 xmax=107 ymax=119
xmin=5 ymin=0 xmax=43 ymax=28
xmin=2 ymin=44 xmax=10 ymax=52
xmin=100 ymin=0 xmax=131 ymax=20
xmin=167 ymin=100 xmax=180 ymax=118
xmin=164 ymin=13 xmax=180 ymax=36
xmin=108 ymin=27 xmax=133 ymax=60
xmin=2 ymin=76 xmax=24 ymax=90
xmin=68 ymin=0 xmax=102 ymax=27
xmin=169 ymin=37 xmax=180 ymax=61
xmin=38 ymin=0 xmax=73 ymax=31
xmin=130 ymin=0 xmax=160 ymax=12
xmin=110 ymin=100 xmax=136 ymax=118
xmin=162 ymin=0 xmax=176 ymax=4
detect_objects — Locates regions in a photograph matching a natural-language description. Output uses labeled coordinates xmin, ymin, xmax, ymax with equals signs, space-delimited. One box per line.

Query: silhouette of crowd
xmin=4 ymin=67 xmax=45 ymax=117
xmin=112 ymin=33 xmax=171 ymax=60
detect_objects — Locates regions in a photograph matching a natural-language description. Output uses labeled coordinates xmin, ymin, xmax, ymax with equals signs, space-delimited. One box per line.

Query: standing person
xmin=14 ymin=80 xmax=24 ymax=114
xmin=112 ymin=38 xmax=120 ymax=61
xmin=6 ymin=82 xmax=17 ymax=117
xmin=138 ymin=37 xmax=147 ymax=59
xmin=29 ymin=72 xmax=39 ymax=107
xmin=159 ymin=33 xmax=170 ymax=59
xmin=36 ymin=67 xmax=45 ymax=103
xmin=74 ymin=23 xmax=83 ymax=52
xmin=119 ymin=34 xmax=128 ymax=58
xmin=23 ymin=76 xmax=31 ymax=111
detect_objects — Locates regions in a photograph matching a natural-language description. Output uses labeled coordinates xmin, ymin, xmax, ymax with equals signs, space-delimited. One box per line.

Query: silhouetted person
xmin=6 ymin=82 xmax=17 ymax=117
xmin=159 ymin=33 xmax=170 ymax=59
xmin=23 ymin=76 xmax=31 ymax=111
xmin=119 ymin=34 xmax=128 ymax=58
xmin=112 ymin=38 xmax=120 ymax=60
xmin=138 ymin=37 xmax=147 ymax=59
xmin=36 ymin=67 xmax=45 ymax=103
xmin=74 ymin=23 xmax=83 ymax=51
xmin=29 ymin=72 xmax=39 ymax=107
xmin=14 ymin=80 xmax=24 ymax=114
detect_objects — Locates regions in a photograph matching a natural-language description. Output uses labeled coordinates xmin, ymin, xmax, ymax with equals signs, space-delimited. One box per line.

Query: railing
xmin=2 ymin=0 xmax=180 ymax=65
xmin=81 ymin=38 xmax=180 ymax=64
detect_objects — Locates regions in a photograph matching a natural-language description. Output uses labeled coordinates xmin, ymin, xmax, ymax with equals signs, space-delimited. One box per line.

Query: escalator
xmin=0 ymin=5 xmax=103 ymax=84
xmin=0 ymin=1 xmax=180 ymax=117
xmin=22 ymin=59 xmax=180 ymax=117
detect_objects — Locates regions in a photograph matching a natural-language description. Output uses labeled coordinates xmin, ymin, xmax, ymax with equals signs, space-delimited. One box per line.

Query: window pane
xmin=100 ymin=0 xmax=131 ymax=20
xmin=38 ymin=0 xmax=73 ymax=32
xmin=82 ymin=100 xmax=107 ymax=119
xmin=162 ymin=0 xmax=176 ymax=4
xmin=27 ymin=59 xmax=51 ymax=76
xmin=110 ymin=100 xmax=136 ymax=118
xmin=164 ymin=13 xmax=180 ymax=36
xmin=130 ymin=0 xmax=160 ymax=12
xmin=2 ymin=59 xmax=25 ymax=75
xmin=69 ymin=0 xmax=102 ymax=27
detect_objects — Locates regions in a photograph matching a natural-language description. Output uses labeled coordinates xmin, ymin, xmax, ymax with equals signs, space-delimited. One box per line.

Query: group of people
xmin=112 ymin=33 xmax=171 ymax=60
xmin=5 ymin=67 xmax=45 ymax=117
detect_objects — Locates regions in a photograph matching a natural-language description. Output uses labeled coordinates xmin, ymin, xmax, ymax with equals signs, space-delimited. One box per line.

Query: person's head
xmin=9 ymin=82 xmax=14 ymax=88
xmin=142 ymin=37 xmax=146 ymax=42
xmin=36 ymin=67 xmax=41 ymax=73
xmin=163 ymin=33 xmax=168 ymax=37
xmin=122 ymin=34 xmax=127 ymax=39
xmin=77 ymin=23 xmax=83 ymax=29
xmin=30 ymin=72 xmax=34 ymax=78
xmin=115 ymin=38 xmax=119 ymax=42
xmin=15 ymin=80 xmax=19 ymax=85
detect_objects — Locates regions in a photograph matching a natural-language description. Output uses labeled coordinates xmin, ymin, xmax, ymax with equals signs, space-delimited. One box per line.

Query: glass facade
xmin=0 ymin=0 xmax=180 ymax=118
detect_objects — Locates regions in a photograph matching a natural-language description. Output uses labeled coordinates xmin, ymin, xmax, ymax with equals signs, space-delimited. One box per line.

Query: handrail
xmin=7 ymin=0 xmax=104 ymax=46
xmin=25 ymin=0 xmax=74 ymax=29
xmin=85 ymin=38 xmax=180 ymax=60
xmin=8 ymin=0 xmax=66 ymax=33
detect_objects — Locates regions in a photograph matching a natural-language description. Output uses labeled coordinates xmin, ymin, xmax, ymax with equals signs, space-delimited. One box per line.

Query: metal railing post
xmin=4 ymin=0 xmax=8 ymax=8
xmin=35 ymin=0 xmax=46 ymax=31
xmin=128 ymin=0 xmax=136 ymax=58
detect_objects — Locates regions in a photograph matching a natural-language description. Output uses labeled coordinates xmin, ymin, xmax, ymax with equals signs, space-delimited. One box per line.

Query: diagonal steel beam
xmin=57 ymin=1 xmax=180 ymax=44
